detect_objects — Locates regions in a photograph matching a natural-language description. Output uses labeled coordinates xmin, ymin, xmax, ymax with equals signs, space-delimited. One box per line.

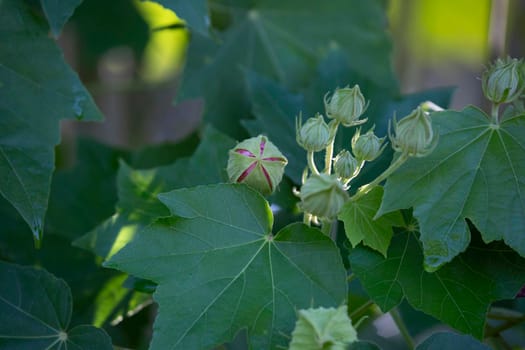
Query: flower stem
xmin=390 ymin=307 xmax=415 ymax=350
xmin=351 ymin=152 xmax=409 ymax=201
xmin=491 ymin=103 xmax=500 ymax=124
xmin=324 ymin=121 xmax=340 ymax=174
xmin=307 ymin=151 xmax=320 ymax=175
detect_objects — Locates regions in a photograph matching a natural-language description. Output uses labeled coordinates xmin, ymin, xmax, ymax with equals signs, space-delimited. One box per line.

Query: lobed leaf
xmin=0 ymin=261 xmax=112 ymax=349
xmin=378 ymin=106 xmax=525 ymax=270
xmin=416 ymin=331 xmax=490 ymax=350
xmin=0 ymin=0 xmax=103 ymax=243
xmin=349 ymin=229 xmax=525 ymax=339
xmin=338 ymin=187 xmax=404 ymax=257
xmin=106 ymin=184 xmax=347 ymax=349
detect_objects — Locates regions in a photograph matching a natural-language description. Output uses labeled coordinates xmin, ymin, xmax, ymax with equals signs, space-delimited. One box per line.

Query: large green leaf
xmin=106 ymin=184 xmax=347 ymax=349
xmin=0 ymin=0 xmax=103 ymax=243
xmin=349 ymin=229 xmax=525 ymax=339
xmin=338 ymin=187 xmax=404 ymax=257
xmin=40 ymin=0 xmax=83 ymax=37
xmin=378 ymin=107 xmax=525 ymax=270
xmin=152 ymin=0 xmax=209 ymax=36
xmin=0 ymin=261 xmax=112 ymax=349
xmin=416 ymin=332 xmax=490 ymax=350
xmin=178 ymin=0 xmax=397 ymax=137
xmin=75 ymin=127 xmax=235 ymax=259
xmin=243 ymin=53 xmax=452 ymax=184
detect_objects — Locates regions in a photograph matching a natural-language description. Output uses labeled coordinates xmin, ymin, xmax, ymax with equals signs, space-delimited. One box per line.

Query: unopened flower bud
xmin=227 ymin=135 xmax=287 ymax=196
xmin=389 ymin=106 xmax=437 ymax=157
xmin=324 ymin=85 xmax=368 ymax=126
xmin=300 ymin=174 xmax=349 ymax=219
xmin=351 ymin=127 xmax=386 ymax=162
xmin=334 ymin=150 xmax=359 ymax=181
xmin=296 ymin=114 xmax=330 ymax=152
xmin=482 ymin=57 xmax=525 ymax=104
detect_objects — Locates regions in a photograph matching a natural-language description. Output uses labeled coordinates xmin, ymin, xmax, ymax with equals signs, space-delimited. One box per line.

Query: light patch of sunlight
xmin=134 ymin=0 xmax=189 ymax=83
xmin=389 ymin=0 xmax=490 ymax=64
xmin=93 ymin=274 xmax=128 ymax=327
xmin=107 ymin=224 xmax=139 ymax=260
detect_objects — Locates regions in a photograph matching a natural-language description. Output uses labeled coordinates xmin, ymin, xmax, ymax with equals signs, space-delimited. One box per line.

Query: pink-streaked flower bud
xmin=227 ymin=135 xmax=287 ymax=196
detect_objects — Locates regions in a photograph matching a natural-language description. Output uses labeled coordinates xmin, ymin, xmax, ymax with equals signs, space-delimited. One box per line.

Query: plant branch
xmin=390 ymin=307 xmax=415 ymax=350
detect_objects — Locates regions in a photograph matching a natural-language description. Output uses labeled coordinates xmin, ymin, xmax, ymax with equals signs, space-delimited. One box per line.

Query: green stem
xmin=491 ymin=103 xmax=500 ymax=124
xmin=307 ymin=151 xmax=320 ymax=175
xmin=320 ymin=219 xmax=333 ymax=237
xmin=349 ymin=299 xmax=375 ymax=320
xmin=485 ymin=314 xmax=525 ymax=337
xmin=351 ymin=153 xmax=409 ymax=201
xmin=390 ymin=307 xmax=415 ymax=350
xmin=324 ymin=121 xmax=340 ymax=174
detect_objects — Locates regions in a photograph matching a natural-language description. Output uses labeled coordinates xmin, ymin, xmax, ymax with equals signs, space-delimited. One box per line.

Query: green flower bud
xmin=296 ymin=114 xmax=331 ymax=152
xmin=482 ymin=57 xmax=525 ymax=104
xmin=334 ymin=150 xmax=359 ymax=181
xmin=351 ymin=127 xmax=386 ymax=162
xmin=389 ymin=106 xmax=438 ymax=157
xmin=299 ymin=174 xmax=349 ymax=219
xmin=227 ymin=135 xmax=287 ymax=196
xmin=324 ymin=85 xmax=368 ymax=126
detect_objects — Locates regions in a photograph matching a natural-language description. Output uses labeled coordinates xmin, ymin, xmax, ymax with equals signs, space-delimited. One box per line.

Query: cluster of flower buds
xmin=482 ymin=57 xmax=525 ymax=105
xmin=226 ymin=83 xmax=439 ymax=228
xmin=227 ymin=135 xmax=287 ymax=196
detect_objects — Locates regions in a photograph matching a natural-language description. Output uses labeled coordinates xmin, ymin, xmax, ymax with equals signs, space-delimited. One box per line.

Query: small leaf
xmin=338 ymin=187 xmax=404 ymax=257
xmin=0 ymin=261 xmax=112 ymax=349
xmin=289 ymin=305 xmax=357 ymax=350
xmin=378 ymin=106 xmax=525 ymax=270
xmin=416 ymin=332 xmax=491 ymax=350
xmin=0 ymin=0 xmax=103 ymax=243
xmin=40 ymin=0 xmax=83 ymax=37
xmin=106 ymin=184 xmax=347 ymax=349
xmin=349 ymin=229 xmax=525 ymax=339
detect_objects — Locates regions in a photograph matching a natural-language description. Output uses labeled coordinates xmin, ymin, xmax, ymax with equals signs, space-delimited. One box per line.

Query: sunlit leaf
xmin=378 ymin=107 xmax=525 ymax=270
xmin=152 ymin=0 xmax=209 ymax=36
xmin=289 ymin=305 xmax=357 ymax=350
xmin=106 ymin=184 xmax=347 ymax=349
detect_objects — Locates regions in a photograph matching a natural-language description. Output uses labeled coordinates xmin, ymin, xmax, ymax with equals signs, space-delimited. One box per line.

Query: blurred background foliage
xmin=58 ymin=0 xmax=523 ymax=152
